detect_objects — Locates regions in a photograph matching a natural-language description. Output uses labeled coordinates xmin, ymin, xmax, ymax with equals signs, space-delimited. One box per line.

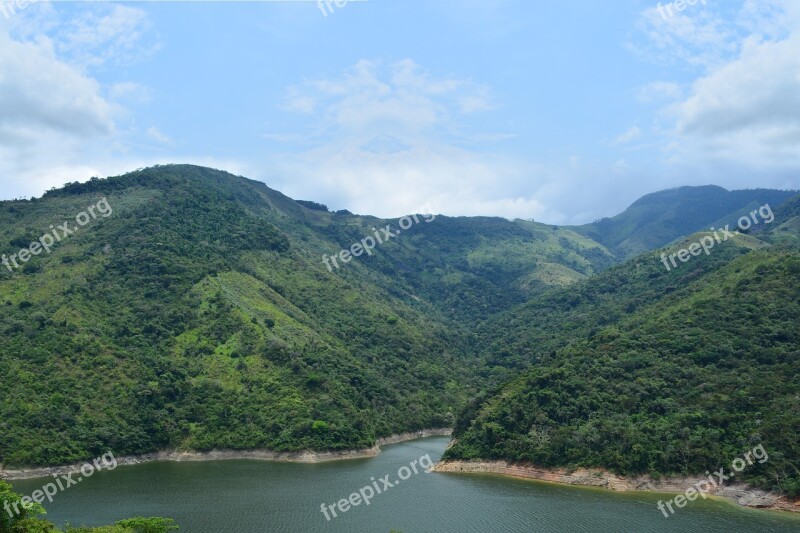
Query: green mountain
xmin=572 ymin=185 xmax=796 ymax=258
xmin=445 ymin=207 xmax=800 ymax=497
xmin=0 ymin=165 xmax=614 ymax=466
xmin=1 ymin=163 xmax=797 ymax=504
xmin=764 ymin=193 xmax=800 ymax=246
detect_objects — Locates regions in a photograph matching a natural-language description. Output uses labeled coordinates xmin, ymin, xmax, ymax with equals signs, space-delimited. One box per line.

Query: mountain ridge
xmin=1 ymin=165 xmax=797 ymax=487
xmin=571 ymin=184 xmax=797 ymax=258
xmin=445 ymin=206 xmax=800 ymax=499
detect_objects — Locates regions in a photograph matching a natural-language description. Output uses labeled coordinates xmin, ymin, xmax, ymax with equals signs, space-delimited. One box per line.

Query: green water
xmin=12 ymin=437 xmax=800 ymax=532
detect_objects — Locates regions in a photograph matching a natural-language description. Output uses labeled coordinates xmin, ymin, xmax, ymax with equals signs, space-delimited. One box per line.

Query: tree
xmin=0 ymin=480 xmax=49 ymax=532
xmin=112 ymin=518 xmax=179 ymax=533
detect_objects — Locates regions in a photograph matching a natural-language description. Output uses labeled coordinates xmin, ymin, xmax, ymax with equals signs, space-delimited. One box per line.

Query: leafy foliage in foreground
xmin=1 ymin=480 xmax=177 ymax=532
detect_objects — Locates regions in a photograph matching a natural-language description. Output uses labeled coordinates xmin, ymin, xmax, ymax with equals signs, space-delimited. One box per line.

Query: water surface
xmin=13 ymin=437 xmax=800 ymax=532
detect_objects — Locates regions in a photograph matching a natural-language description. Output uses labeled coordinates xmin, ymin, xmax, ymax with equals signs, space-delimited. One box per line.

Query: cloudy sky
xmin=1 ymin=0 xmax=798 ymax=224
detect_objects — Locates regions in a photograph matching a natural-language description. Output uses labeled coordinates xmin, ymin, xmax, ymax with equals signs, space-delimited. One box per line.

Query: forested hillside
xmin=1 ymin=163 xmax=797 ymax=494
xmin=572 ymin=185 xmax=796 ymax=258
xmin=0 ymin=165 xmax=613 ymax=466
xmin=446 ymin=223 xmax=800 ymax=497
xmin=463 ymin=234 xmax=762 ymax=392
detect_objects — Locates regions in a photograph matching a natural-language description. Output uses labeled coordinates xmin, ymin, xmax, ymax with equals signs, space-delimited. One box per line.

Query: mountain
xmin=444 ymin=204 xmax=800 ymax=498
xmin=764 ymin=193 xmax=800 ymax=246
xmin=0 ymin=165 xmax=614 ymax=466
xmin=572 ymin=185 xmax=797 ymax=258
xmin=1 ymin=162 xmax=797 ymax=498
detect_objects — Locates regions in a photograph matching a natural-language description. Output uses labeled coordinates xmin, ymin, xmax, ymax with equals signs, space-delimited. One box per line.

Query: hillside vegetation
xmin=446 ymin=236 xmax=800 ymax=497
xmin=572 ymin=185 xmax=796 ymax=258
xmin=1 ymin=479 xmax=177 ymax=532
xmin=1 ymin=164 xmax=797 ymax=504
xmin=0 ymin=165 xmax=613 ymax=466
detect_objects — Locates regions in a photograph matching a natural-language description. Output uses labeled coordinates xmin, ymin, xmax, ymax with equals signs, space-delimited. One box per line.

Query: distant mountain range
xmin=572 ymin=184 xmax=796 ymax=257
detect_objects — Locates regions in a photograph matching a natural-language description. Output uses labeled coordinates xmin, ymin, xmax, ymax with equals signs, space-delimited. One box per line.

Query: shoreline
xmin=433 ymin=460 xmax=800 ymax=514
xmin=0 ymin=428 xmax=452 ymax=481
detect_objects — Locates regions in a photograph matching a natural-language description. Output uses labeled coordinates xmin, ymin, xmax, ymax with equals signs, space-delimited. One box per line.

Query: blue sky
xmin=1 ymin=0 xmax=799 ymax=223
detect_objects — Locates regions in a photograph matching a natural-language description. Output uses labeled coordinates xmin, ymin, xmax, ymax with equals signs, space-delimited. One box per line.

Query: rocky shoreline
xmin=433 ymin=460 xmax=800 ymax=514
xmin=0 ymin=428 xmax=452 ymax=480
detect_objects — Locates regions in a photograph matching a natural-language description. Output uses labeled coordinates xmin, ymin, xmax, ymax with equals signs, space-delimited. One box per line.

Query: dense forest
xmin=0 ymin=165 xmax=620 ymax=465
xmin=1 ymin=164 xmax=797 ymax=502
xmin=446 ymin=202 xmax=800 ymax=497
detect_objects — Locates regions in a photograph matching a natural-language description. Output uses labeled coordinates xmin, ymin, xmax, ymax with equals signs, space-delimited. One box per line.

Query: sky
xmin=0 ymin=0 xmax=799 ymax=224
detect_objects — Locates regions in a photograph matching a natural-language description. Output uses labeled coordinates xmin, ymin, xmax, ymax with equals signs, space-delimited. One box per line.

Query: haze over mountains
xmin=1 ymin=165 xmax=798 ymax=499
xmin=573 ymin=185 xmax=797 ymax=258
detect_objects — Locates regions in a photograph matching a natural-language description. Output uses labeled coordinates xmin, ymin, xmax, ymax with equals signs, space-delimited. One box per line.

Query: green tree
xmin=111 ymin=518 xmax=179 ymax=533
xmin=0 ymin=480 xmax=49 ymax=532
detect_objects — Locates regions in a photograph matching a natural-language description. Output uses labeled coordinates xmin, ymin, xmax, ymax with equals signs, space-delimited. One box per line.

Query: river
xmin=11 ymin=437 xmax=800 ymax=532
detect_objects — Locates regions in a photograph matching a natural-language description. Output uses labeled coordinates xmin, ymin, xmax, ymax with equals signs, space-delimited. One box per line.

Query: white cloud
xmin=0 ymin=32 xmax=115 ymax=140
xmin=266 ymin=141 xmax=554 ymax=220
xmin=108 ymin=81 xmax=153 ymax=104
xmin=259 ymin=59 xmax=563 ymax=220
xmin=631 ymin=0 xmax=800 ymax=182
xmin=146 ymin=127 xmax=173 ymax=145
xmin=277 ymin=59 xmax=495 ymax=142
xmin=611 ymin=126 xmax=642 ymax=146
xmin=676 ymin=35 xmax=800 ymax=139
xmin=629 ymin=4 xmax=740 ymax=69
xmin=0 ymin=2 xmax=165 ymax=200
xmin=258 ymin=59 xmax=642 ymax=224
xmin=282 ymin=91 xmax=317 ymax=114
xmin=48 ymin=3 xmax=158 ymax=69
xmin=458 ymin=94 xmax=494 ymax=113
xmin=7 ymin=2 xmax=158 ymax=69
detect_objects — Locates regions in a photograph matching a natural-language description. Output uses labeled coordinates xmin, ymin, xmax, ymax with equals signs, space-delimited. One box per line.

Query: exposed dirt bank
xmin=1 ymin=428 xmax=452 ymax=480
xmin=433 ymin=460 xmax=799 ymax=514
